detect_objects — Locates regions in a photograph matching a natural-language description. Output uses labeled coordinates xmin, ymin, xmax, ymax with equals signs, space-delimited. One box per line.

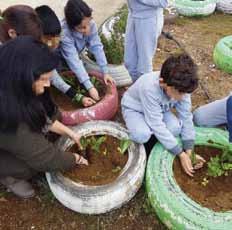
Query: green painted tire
xmin=146 ymin=127 xmax=232 ymax=229
xmin=213 ymin=36 xmax=232 ymax=74
xmin=174 ymin=0 xmax=216 ymax=16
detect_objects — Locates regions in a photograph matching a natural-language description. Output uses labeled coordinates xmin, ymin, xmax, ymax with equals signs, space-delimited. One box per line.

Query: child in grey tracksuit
xmin=124 ymin=0 xmax=168 ymax=81
xmin=122 ymin=53 xmax=205 ymax=176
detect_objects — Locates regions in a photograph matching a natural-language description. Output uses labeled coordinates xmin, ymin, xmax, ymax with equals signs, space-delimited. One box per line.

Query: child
xmin=121 ymin=53 xmax=205 ymax=176
xmin=193 ymin=95 xmax=232 ymax=142
xmin=35 ymin=5 xmax=95 ymax=107
xmin=124 ymin=0 xmax=168 ymax=82
xmin=60 ymin=0 xmax=114 ymax=101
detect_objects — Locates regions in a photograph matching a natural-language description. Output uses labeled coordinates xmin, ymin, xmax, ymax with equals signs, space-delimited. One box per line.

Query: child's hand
xmin=186 ymin=149 xmax=206 ymax=170
xmin=82 ymin=96 xmax=96 ymax=107
xmin=74 ymin=153 xmax=88 ymax=165
xmin=178 ymin=152 xmax=194 ymax=177
xmin=88 ymin=87 xmax=100 ymax=101
xmin=104 ymin=74 xmax=115 ymax=85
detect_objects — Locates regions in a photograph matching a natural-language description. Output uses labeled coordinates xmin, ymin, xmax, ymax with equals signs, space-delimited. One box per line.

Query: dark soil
xmin=63 ymin=135 xmax=128 ymax=186
xmin=173 ymin=146 xmax=232 ymax=212
xmin=50 ymin=73 xmax=106 ymax=111
xmin=0 ymin=11 xmax=231 ymax=229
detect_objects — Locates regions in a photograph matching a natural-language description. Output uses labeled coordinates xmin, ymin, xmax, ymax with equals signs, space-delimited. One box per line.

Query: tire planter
xmin=213 ymin=35 xmax=232 ymax=74
xmin=60 ymin=70 xmax=118 ymax=126
xmin=146 ymin=127 xmax=232 ymax=229
xmin=81 ymin=51 xmax=132 ymax=87
xmin=174 ymin=0 xmax=217 ymax=17
xmin=217 ymin=0 xmax=232 ymax=14
xmin=46 ymin=121 xmax=146 ymax=214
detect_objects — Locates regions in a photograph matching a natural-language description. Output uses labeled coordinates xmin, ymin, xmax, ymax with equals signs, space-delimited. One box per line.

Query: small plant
xmin=207 ymin=143 xmax=232 ymax=177
xmin=117 ymin=138 xmax=132 ymax=155
xmin=80 ymin=136 xmax=106 ymax=154
xmin=190 ymin=151 xmax=197 ymax=165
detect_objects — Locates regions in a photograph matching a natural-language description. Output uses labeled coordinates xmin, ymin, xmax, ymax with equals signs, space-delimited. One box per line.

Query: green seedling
xmin=117 ymin=138 xmax=132 ymax=155
xmin=89 ymin=136 xmax=107 ymax=153
xmin=112 ymin=166 xmax=122 ymax=173
xmin=190 ymin=151 xmax=197 ymax=165
xmin=201 ymin=177 xmax=209 ymax=187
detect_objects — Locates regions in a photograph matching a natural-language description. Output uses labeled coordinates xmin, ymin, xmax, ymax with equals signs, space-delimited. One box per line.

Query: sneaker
xmin=0 ymin=177 xmax=35 ymax=199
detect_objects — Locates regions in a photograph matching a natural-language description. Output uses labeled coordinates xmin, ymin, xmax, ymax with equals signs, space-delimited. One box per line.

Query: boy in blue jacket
xmin=124 ymin=0 xmax=168 ymax=82
xmin=194 ymin=95 xmax=232 ymax=142
xmin=122 ymin=53 xmax=205 ymax=176
xmin=60 ymin=0 xmax=114 ymax=101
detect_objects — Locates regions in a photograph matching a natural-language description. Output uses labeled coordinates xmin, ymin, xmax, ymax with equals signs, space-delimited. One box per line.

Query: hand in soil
xmin=70 ymin=132 xmax=82 ymax=149
xmin=82 ymin=96 xmax=96 ymax=107
xmin=104 ymin=73 xmax=115 ymax=86
xmin=179 ymin=152 xmax=194 ymax=177
xmin=193 ymin=154 xmax=206 ymax=170
xmin=74 ymin=153 xmax=88 ymax=166
xmin=88 ymin=87 xmax=100 ymax=101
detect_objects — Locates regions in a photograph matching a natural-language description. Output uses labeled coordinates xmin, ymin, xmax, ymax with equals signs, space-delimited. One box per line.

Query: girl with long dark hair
xmin=0 ymin=36 xmax=88 ymax=198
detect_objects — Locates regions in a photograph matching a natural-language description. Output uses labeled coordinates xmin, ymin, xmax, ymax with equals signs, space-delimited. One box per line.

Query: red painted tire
xmin=60 ymin=70 xmax=118 ymax=125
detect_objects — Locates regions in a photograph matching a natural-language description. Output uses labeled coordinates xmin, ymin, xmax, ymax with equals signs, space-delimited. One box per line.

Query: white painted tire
xmin=217 ymin=0 xmax=232 ymax=14
xmin=46 ymin=121 xmax=146 ymax=214
xmin=174 ymin=0 xmax=217 ymax=17
xmin=81 ymin=51 xmax=132 ymax=87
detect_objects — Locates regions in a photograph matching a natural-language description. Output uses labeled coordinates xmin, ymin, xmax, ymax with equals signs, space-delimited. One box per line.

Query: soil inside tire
xmin=173 ymin=146 xmax=232 ymax=212
xmin=50 ymin=73 xmax=106 ymax=111
xmin=63 ymin=135 xmax=128 ymax=186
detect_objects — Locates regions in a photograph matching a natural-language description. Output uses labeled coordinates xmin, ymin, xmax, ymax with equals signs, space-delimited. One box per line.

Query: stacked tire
xmin=46 ymin=121 xmax=146 ymax=214
xmin=217 ymin=0 xmax=232 ymax=14
xmin=146 ymin=127 xmax=232 ymax=229
xmin=213 ymin=35 xmax=232 ymax=74
xmin=174 ymin=0 xmax=217 ymax=17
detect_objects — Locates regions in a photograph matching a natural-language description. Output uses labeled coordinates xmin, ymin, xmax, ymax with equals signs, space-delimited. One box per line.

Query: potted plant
xmin=50 ymin=70 xmax=118 ymax=125
xmin=146 ymin=127 xmax=232 ymax=229
xmin=46 ymin=121 xmax=146 ymax=214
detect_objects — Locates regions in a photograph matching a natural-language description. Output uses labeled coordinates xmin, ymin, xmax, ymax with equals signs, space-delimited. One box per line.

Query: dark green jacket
xmin=0 ymin=124 xmax=76 ymax=172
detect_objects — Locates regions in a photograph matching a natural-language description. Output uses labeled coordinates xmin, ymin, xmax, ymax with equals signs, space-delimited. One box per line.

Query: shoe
xmin=0 ymin=176 xmax=35 ymax=198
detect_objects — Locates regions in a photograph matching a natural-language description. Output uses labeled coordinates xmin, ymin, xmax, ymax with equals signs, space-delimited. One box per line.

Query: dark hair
xmin=160 ymin=53 xmax=198 ymax=93
xmin=35 ymin=5 xmax=61 ymax=36
xmin=0 ymin=5 xmax=42 ymax=43
xmin=0 ymin=36 xmax=59 ymax=133
xmin=65 ymin=0 xmax=92 ymax=30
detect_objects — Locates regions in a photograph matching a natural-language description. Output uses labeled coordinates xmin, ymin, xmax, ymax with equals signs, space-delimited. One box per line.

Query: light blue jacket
xmin=127 ymin=0 xmax=168 ymax=18
xmin=60 ymin=19 xmax=108 ymax=90
xmin=121 ymin=71 xmax=195 ymax=155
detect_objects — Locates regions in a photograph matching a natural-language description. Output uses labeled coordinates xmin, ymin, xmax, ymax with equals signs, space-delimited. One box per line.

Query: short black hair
xmin=35 ymin=5 xmax=61 ymax=36
xmin=65 ymin=0 xmax=92 ymax=30
xmin=160 ymin=53 xmax=198 ymax=93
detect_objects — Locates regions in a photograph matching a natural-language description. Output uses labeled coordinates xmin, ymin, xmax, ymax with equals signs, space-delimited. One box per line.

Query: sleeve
xmin=60 ymin=27 xmax=93 ymax=90
xmin=137 ymin=0 xmax=168 ymax=8
xmin=140 ymin=89 xmax=182 ymax=155
xmin=175 ymin=94 xmax=195 ymax=150
xmin=226 ymin=96 xmax=232 ymax=142
xmin=87 ymin=21 xmax=109 ymax=74
xmin=1 ymin=125 xmax=76 ymax=172
xmin=51 ymin=70 xmax=71 ymax=94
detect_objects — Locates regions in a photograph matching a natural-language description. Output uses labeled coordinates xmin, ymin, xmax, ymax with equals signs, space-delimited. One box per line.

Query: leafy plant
xmin=80 ymin=136 xmax=106 ymax=154
xmin=190 ymin=151 xmax=197 ymax=165
xmin=117 ymin=138 xmax=132 ymax=155
xmin=207 ymin=143 xmax=232 ymax=177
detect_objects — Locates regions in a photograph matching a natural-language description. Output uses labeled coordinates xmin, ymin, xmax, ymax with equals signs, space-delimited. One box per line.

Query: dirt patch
xmin=63 ymin=135 xmax=128 ymax=186
xmin=173 ymin=146 xmax=232 ymax=212
xmin=154 ymin=12 xmax=232 ymax=110
xmin=50 ymin=72 xmax=106 ymax=111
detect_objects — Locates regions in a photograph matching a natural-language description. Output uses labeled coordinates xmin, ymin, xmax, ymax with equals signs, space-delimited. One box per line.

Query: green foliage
xmin=80 ymin=136 xmax=106 ymax=154
xmin=207 ymin=144 xmax=232 ymax=177
xmin=117 ymin=138 xmax=132 ymax=155
xmin=190 ymin=151 xmax=197 ymax=165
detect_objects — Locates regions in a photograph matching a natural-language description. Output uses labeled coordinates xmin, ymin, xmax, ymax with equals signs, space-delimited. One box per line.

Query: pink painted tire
xmin=60 ymin=70 xmax=118 ymax=125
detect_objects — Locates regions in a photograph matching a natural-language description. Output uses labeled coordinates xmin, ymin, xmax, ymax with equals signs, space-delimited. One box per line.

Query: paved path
xmin=0 ymin=0 xmax=126 ymax=25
